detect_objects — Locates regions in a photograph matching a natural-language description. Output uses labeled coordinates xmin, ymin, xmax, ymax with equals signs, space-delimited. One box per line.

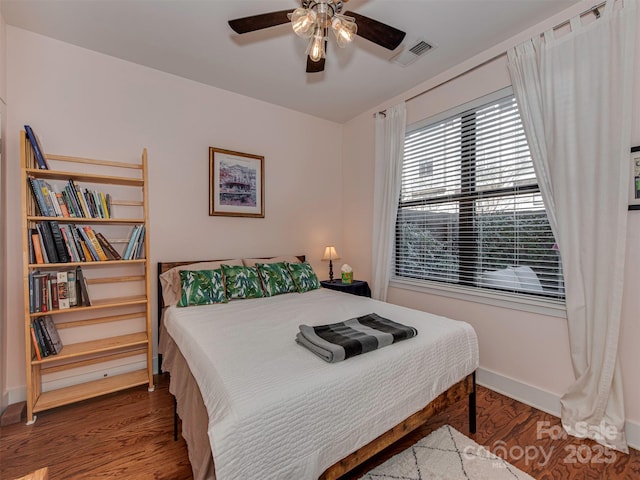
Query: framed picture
xmin=209 ymin=147 xmax=264 ymax=217
xmin=630 ymin=146 xmax=640 ymax=208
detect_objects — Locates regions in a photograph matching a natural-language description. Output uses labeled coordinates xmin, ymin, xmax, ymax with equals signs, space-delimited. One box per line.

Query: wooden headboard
xmin=157 ymin=255 xmax=305 ymax=371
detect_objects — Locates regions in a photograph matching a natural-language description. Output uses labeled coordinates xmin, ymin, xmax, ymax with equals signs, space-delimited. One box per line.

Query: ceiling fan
xmin=228 ymin=0 xmax=406 ymax=73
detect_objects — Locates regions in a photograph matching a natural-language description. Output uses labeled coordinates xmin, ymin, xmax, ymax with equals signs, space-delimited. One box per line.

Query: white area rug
xmin=363 ymin=425 xmax=537 ymax=480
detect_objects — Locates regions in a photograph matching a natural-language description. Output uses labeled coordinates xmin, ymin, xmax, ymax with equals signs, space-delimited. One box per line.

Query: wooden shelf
xmin=28 ymin=259 xmax=146 ymax=269
xmin=25 ymin=167 xmax=143 ymax=187
xmin=33 ymin=369 xmax=149 ymax=413
xmin=27 ymin=215 xmax=145 ymax=224
xmin=31 ymin=332 xmax=148 ymax=365
xmin=29 ymin=295 xmax=148 ymax=317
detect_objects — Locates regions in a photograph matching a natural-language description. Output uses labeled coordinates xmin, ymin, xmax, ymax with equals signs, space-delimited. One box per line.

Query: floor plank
xmin=1 ymin=373 xmax=638 ymax=479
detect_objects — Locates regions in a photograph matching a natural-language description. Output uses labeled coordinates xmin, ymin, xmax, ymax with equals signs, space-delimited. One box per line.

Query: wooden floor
xmin=1 ymin=373 xmax=639 ymax=479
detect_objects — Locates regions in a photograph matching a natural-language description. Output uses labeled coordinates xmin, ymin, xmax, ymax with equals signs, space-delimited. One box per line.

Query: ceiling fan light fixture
xmin=289 ymin=7 xmax=317 ymax=38
xmin=307 ymin=28 xmax=326 ymax=62
xmin=331 ymin=15 xmax=357 ymax=48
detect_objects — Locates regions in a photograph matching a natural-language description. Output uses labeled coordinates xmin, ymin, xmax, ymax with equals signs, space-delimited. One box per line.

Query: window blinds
xmin=395 ymin=94 xmax=564 ymax=299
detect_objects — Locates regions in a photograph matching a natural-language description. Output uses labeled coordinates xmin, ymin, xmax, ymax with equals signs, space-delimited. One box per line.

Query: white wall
xmin=4 ymin=27 xmax=344 ymax=401
xmin=343 ymin=1 xmax=640 ymax=447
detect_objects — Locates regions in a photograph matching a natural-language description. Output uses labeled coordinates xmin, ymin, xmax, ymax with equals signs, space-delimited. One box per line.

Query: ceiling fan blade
xmin=344 ymin=11 xmax=406 ymax=50
xmin=306 ymin=56 xmax=325 ymax=73
xmin=228 ymin=9 xmax=294 ymax=34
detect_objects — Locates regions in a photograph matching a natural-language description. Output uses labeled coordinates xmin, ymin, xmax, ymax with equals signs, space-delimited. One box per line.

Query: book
xmin=30 ymin=324 xmax=43 ymax=361
xmin=133 ymin=225 xmax=146 ymax=259
xmin=27 ymin=228 xmax=36 ymax=264
xmin=24 ymin=125 xmax=49 ymax=170
xmin=76 ymin=266 xmax=91 ymax=306
xmin=56 ymin=271 xmax=70 ymax=309
xmin=55 ymin=192 xmax=70 ymax=217
xmin=37 ymin=222 xmax=59 ymax=263
xmin=38 ymin=180 xmax=57 ymax=217
xmin=69 ymin=227 xmax=87 ymax=262
xmin=123 ymin=225 xmax=141 ymax=260
xmin=95 ymin=231 xmax=122 ymax=260
xmin=67 ymin=269 xmax=78 ymax=307
xmin=70 ymin=180 xmax=91 ymax=218
xmin=77 ymin=226 xmax=101 ymax=261
xmin=82 ymin=226 xmax=109 ymax=261
xmin=60 ymin=225 xmax=79 ymax=262
xmin=48 ymin=221 xmax=71 ymax=263
xmin=36 ymin=317 xmax=55 ymax=355
xmin=32 ymin=320 xmax=50 ymax=357
xmin=27 ymin=176 xmax=50 ymax=216
xmin=42 ymin=316 xmax=63 ymax=354
xmin=50 ymin=273 xmax=59 ymax=310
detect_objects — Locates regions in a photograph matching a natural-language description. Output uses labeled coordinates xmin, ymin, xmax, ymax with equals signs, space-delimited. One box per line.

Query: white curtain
xmin=507 ymin=0 xmax=636 ymax=453
xmin=371 ymin=103 xmax=407 ymax=301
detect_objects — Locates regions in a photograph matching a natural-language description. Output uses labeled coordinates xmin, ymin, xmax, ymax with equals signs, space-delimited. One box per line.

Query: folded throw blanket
xmin=296 ymin=313 xmax=418 ymax=363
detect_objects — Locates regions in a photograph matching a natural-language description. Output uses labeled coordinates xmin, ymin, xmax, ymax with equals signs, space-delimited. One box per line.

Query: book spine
xmin=70 ymin=227 xmax=87 ymax=262
xmin=83 ymin=226 xmax=108 ymax=261
xmin=37 ymin=222 xmax=58 ymax=263
xmin=134 ymin=225 xmax=146 ymax=259
xmin=59 ymin=225 xmax=79 ymax=263
xmin=33 ymin=320 xmax=50 ymax=357
xmin=56 ymin=271 xmax=70 ymax=309
xmin=76 ymin=266 xmax=92 ymax=306
xmin=39 ymin=181 xmax=56 ymax=217
xmin=63 ymin=185 xmax=81 ymax=217
xmin=123 ymin=225 xmax=141 ymax=260
xmin=27 ymin=176 xmax=49 ymax=216
xmin=77 ymin=226 xmax=101 ymax=261
xmin=43 ymin=316 xmax=63 ymax=354
xmin=24 ymin=125 xmax=49 ymax=170
xmin=36 ymin=317 xmax=55 ymax=356
xmin=71 ymin=180 xmax=91 ymax=218
xmin=55 ymin=192 xmax=70 ymax=217
xmin=50 ymin=274 xmax=59 ymax=310
xmin=67 ymin=269 xmax=78 ymax=307
xmin=48 ymin=221 xmax=71 ymax=263
xmin=95 ymin=232 xmax=122 ymax=260
xmin=30 ymin=324 xmax=43 ymax=361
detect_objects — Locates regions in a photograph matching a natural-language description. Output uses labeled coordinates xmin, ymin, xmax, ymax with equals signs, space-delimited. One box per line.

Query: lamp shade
xmin=322 ymin=246 xmax=340 ymax=261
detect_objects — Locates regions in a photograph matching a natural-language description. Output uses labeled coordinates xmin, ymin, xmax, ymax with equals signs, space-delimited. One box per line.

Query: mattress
xmin=162 ymin=288 xmax=479 ymax=480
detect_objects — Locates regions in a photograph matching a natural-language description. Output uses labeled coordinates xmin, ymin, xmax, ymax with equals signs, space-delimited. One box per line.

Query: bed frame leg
xmin=173 ymin=397 xmax=178 ymax=441
xmin=469 ymin=371 xmax=477 ymax=434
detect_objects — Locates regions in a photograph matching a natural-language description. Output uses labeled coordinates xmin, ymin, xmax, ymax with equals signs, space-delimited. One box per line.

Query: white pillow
xmin=160 ymin=259 xmax=242 ymax=306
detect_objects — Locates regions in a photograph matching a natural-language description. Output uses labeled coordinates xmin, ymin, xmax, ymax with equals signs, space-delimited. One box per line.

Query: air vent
xmin=392 ymin=38 xmax=434 ymax=67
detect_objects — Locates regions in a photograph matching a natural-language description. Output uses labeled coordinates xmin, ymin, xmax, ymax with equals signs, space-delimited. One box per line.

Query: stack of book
xmin=28 ymin=175 xmax=112 ymax=219
xmin=28 ymin=223 xmax=127 ymax=264
xmin=30 ymin=315 xmax=63 ymax=360
xmin=28 ymin=266 xmax=91 ymax=313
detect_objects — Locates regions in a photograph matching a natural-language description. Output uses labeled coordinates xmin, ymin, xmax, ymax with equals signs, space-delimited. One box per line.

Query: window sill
xmin=389 ymin=277 xmax=567 ymax=318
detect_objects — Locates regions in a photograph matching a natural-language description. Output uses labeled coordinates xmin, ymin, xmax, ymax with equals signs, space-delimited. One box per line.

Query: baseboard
xmin=477 ymin=367 xmax=640 ymax=451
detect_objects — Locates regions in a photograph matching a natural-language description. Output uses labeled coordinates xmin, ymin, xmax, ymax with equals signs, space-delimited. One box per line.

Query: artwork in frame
xmin=210 ymin=147 xmax=264 ymax=217
xmin=630 ymin=146 xmax=640 ymax=209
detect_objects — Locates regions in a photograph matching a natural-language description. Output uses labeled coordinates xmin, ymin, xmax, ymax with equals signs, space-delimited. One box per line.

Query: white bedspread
xmin=163 ymin=288 xmax=479 ymax=480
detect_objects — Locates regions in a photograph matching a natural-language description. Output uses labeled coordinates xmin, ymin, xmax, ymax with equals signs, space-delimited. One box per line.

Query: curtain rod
xmin=375 ymin=0 xmax=607 ymax=117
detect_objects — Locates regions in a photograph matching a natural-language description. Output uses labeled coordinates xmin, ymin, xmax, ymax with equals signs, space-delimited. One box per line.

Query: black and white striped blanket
xmin=296 ymin=313 xmax=418 ymax=363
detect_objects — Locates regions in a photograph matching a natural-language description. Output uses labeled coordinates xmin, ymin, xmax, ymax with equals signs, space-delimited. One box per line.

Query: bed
xmin=157 ymin=257 xmax=479 ymax=480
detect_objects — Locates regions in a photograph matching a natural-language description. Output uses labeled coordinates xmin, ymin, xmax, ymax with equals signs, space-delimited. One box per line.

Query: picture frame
xmin=630 ymin=146 xmax=640 ymax=209
xmin=209 ymin=147 xmax=264 ymax=217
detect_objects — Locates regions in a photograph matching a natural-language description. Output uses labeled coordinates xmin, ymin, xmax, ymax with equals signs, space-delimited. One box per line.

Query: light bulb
xmin=307 ymin=29 xmax=325 ymax=62
xmin=290 ymin=7 xmax=317 ymax=38
xmin=332 ymin=16 xmax=357 ymax=48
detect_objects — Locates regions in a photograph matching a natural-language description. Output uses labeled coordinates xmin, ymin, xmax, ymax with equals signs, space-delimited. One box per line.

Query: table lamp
xmin=322 ymin=246 xmax=340 ymax=281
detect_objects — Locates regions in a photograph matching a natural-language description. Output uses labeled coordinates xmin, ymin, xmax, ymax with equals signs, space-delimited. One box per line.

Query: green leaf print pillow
xmin=285 ymin=261 xmax=320 ymax=293
xmin=221 ymin=264 xmax=264 ymax=299
xmin=256 ymin=262 xmax=297 ymax=297
xmin=177 ymin=269 xmax=227 ymax=307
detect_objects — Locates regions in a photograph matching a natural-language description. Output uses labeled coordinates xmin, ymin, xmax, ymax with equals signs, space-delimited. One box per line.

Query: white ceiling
xmin=1 ymin=0 xmax=584 ymax=123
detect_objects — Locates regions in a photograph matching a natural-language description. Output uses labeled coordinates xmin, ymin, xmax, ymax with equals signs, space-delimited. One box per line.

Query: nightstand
xmin=320 ymin=279 xmax=371 ymax=298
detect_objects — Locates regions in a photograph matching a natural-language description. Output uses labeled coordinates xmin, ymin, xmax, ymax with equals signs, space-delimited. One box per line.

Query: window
xmin=395 ymin=89 xmax=564 ymax=301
